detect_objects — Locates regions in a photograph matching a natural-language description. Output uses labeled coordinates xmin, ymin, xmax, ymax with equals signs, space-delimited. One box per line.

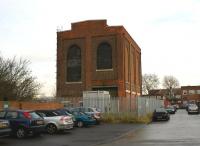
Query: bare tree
xmin=0 ymin=55 xmax=40 ymax=101
xmin=142 ymin=74 xmax=160 ymax=95
xmin=162 ymin=75 xmax=179 ymax=99
xmin=162 ymin=75 xmax=179 ymax=89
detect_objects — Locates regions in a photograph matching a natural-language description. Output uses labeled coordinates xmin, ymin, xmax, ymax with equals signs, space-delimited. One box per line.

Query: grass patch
xmin=102 ymin=112 xmax=153 ymax=124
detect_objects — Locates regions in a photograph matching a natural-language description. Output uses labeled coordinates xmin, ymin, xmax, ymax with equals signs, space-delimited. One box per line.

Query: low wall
xmin=0 ymin=101 xmax=64 ymax=110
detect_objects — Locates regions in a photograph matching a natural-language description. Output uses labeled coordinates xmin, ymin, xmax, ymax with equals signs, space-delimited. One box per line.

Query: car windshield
xmin=189 ymin=104 xmax=197 ymax=108
xmin=79 ymin=112 xmax=88 ymax=116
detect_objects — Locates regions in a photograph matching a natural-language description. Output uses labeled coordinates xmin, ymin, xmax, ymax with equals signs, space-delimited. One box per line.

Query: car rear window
xmin=6 ymin=111 xmax=18 ymax=119
xmin=39 ymin=111 xmax=60 ymax=117
xmin=29 ymin=112 xmax=41 ymax=119
xmin=155 ymin=108 xmax=166 ymax=113
xmin=88 ymin=108 xmax=94 ymax=112
xmin=0 ymin=111 xmax=6 ymax=118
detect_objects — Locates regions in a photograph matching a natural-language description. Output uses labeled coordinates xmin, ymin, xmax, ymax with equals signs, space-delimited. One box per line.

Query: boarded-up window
xmin=97 ymin=42 xmax=112 ymax=69
xmin=66 ymin=45 xmax=81 ymax=82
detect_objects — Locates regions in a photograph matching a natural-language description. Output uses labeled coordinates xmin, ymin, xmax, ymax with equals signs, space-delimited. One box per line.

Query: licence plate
xmin=36 ymin=121 xmax=44 ymax=125
xmin=0 ymin=123 xmax=8 ymax=128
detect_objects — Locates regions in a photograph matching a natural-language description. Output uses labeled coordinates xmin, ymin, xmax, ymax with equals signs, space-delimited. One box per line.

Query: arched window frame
xmin=66 ymin=45 xmax=82 ymax=82
xmin=96 ymin=42 xmax=113 ymax=70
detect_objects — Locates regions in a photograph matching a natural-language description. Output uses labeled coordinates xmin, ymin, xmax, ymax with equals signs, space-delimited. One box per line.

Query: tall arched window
xmin=97 ymin=42 xmax=112 ymax=69
xmin=66 ymin=45 xmax=81 ymax=82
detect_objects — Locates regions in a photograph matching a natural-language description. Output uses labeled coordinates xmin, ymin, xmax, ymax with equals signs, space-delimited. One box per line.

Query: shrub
xmin=101 ymin=112 xmax=153 ymax=124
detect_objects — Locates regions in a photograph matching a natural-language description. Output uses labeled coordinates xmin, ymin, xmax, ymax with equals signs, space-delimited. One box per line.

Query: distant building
xmin=56 ymin=20 xmax=142 ymax=110
xmin=181 ymin=86 xmax=200 ymax=104
xmin=149 ymin=88 xmax=181 ymax=99
xmin=149 ymin=85 xmax=200 ymax=107
xmin=149 ymin=88 xmax=182 ymax=107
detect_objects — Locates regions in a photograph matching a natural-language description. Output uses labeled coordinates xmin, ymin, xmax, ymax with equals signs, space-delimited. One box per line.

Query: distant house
xmin=149 ymin=88 xmax=182 ymax=107
xmin=181 ymin=86 xmax=200 ymax=104
xmin=149 ymin=88 xmax=181 ymax=99
xmin=149 ymin=85 xmax=200 ymax=107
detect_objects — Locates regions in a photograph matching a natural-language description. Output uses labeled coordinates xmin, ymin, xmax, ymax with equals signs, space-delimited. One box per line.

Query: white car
xmin=35 ymin=110 xmax=74 ymax=134
xmin=188 ymin=104 xmax=199 ymax=114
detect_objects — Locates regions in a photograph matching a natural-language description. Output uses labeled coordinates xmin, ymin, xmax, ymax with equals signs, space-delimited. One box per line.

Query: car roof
xmin=0 ymin=109 xmax=33 ymax=112
xmin=35 ymin=109 xmax=58 ymax=112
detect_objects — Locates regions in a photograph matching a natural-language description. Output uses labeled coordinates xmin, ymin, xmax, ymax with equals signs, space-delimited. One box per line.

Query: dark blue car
xmin=0 ymin=110 xmax=45 ymax=138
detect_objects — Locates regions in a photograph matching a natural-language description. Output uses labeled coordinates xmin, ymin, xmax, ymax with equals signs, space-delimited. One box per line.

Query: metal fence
xmin=137 ymin=96 xmax=164 ymax=116
xmin=81 ymin=95 xmax=163 ymax=116
xmin=40 ymin=94 xmax=163 ymax=116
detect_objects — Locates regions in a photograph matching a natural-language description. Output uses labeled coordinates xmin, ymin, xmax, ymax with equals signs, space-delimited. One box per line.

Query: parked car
xmin=171 ymin=104 xmax=178 ymax=111
xmin=0 ymin=110 xmax=45 ymax=138
xmin=35 ymin=110 xmax=74 ymax=134
xmin=55 ymin=109 xmax=76 ymax=126
xmin=71 ymin=107 xmax=101 ymax=124
xmin=0 ymin=119 xmax=11 ymax=137
xmin=165 ymin=106 xmax=176 ymax=114
xmin=69 ymin=111 xmax=96 ymax=128
xmin=152 ymin=108 xmax=170 ymax=121
xmin=187 ymin=104 xmax=199 ymax=114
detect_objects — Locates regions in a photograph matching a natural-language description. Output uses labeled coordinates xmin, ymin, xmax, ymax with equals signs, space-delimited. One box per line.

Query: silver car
xmin=35 ymin=110 xmax=74 ymax=134
xmin=188 ymin=104 xmax=199 ymax=114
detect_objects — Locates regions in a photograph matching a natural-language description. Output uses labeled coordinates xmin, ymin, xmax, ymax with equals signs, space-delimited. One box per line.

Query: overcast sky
xmin=0 ymin=0 xmax=200 ymax=96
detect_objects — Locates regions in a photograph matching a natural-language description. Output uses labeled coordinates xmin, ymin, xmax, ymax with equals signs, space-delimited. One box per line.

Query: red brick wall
xmin=0 ymin=101 xmax=64 ymax=110
xmin=57 ymin=20 xmax=142 ymax=113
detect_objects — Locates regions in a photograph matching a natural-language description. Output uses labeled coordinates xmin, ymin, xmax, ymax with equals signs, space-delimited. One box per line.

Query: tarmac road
xmin=98 ymin=109 xmax=200 ymax=146
xmin=0 ymin=123 xmax=144 ymax=146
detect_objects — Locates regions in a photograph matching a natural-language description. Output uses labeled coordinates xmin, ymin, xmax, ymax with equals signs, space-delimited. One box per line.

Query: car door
xmin=5 ymin=111 xmax=19 ymax=130
xmin=5 ymin=111 xmax=30 ymax=130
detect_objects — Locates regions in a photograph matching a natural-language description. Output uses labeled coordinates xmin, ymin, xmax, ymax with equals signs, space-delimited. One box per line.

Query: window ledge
xmin=96 ymin=69 xmax=113 ymax=72
xmin=65 ymin=82 xmax=82 ymax=84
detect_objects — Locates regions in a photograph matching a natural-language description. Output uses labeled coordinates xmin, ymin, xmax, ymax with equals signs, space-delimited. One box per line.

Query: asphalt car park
xmin=2 ymin=109 xmax=200 ymax=146
xmin=95 ymin=110 xmax=200 ymax=146
xmin=0 ymin=123 xmax=144 ymax=146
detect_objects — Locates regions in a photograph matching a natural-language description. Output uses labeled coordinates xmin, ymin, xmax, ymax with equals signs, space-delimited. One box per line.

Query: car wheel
xmin=16 ymin=128 xmax=26 ymax=139
xmin=77 ymin=121 xmax=84 ymax=128
xmin=46 ymin=124 xmax=57 ymax=134
xmin=95 ymin=119 xmax=100 ymax=125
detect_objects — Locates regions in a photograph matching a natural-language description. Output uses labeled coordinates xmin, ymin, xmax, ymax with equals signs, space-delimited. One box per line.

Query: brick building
xmin=56 ymin=20 xmax=142 ymax=109
xmin=181 ymin=86 xmax=200 ymax=104
xmin=149 ymin=85 xmax=200 ymax=107
xmin=149 ymin=88 xmax=182 ymax=107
